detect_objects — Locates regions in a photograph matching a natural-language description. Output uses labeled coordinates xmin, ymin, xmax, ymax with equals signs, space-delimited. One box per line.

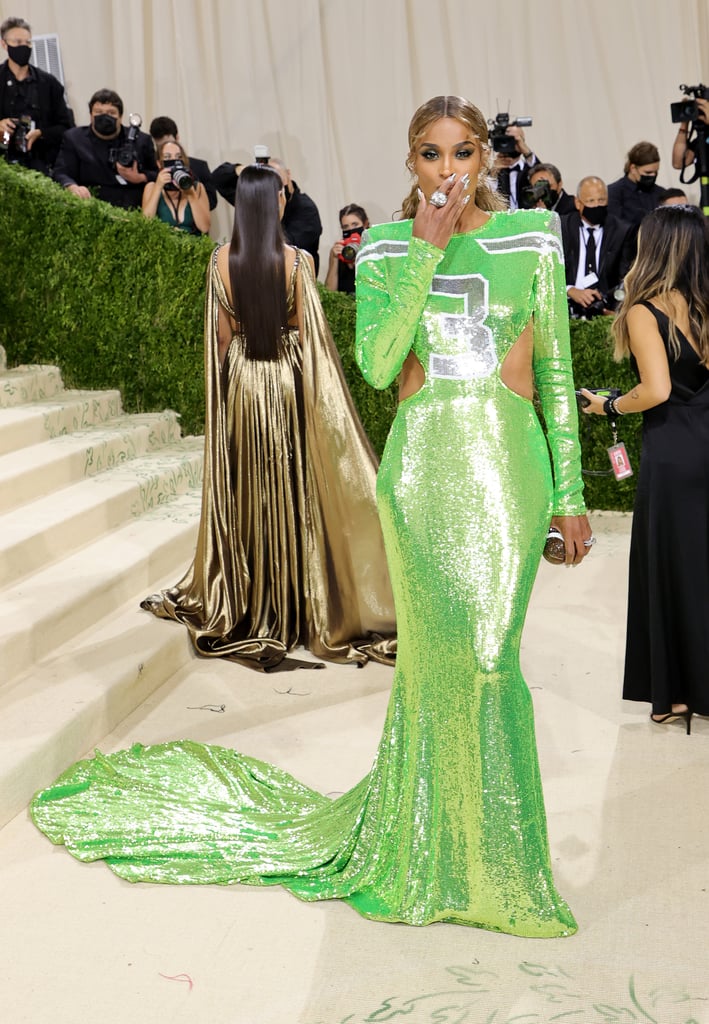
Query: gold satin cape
xmin=142 ymin=248 xmax=396 ymax=670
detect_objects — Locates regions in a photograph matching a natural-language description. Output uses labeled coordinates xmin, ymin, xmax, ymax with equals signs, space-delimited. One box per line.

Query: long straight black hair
xmin=228 ymin=164 xmax=289 ymax=360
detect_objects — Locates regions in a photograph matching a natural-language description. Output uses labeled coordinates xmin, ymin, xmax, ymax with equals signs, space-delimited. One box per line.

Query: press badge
xmin=607 ymin=442 xmax=633 ymax=480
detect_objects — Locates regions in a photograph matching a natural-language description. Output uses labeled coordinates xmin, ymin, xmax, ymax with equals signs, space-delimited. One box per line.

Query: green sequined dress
xmin=30 ymin=209 xmax=584 ymax=938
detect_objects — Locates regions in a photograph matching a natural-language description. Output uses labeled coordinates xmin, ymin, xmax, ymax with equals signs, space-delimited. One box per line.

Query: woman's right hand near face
xmin=412 ymin=174 xmax=469 ymax=250
xmin=156 ymin=167 xmax=172 ymax=191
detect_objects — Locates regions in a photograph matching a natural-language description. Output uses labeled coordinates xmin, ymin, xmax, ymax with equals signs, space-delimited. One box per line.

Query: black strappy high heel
xmin=651 ymin=709 xmax=693 ymax=735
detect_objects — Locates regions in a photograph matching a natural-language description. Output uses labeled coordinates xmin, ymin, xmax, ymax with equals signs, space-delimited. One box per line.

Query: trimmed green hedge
xmin=1 ymin=161 xmax=213 ymax=436
xmin=0 ymin=159 xmax=636 ymax=510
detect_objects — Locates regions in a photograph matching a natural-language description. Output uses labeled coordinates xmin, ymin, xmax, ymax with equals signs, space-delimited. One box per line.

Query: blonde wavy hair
xmin=612 ymin=205 xmax=709 ymax=364
xmin=400 ymin=95 xmax=508 ymax=219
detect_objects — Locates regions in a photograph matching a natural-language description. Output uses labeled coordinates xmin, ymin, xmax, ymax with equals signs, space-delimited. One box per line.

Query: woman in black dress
xmin=581 ymin=205 xmax=709 ymax=733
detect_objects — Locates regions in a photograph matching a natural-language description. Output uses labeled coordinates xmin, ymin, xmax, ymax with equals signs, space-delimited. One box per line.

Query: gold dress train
xmin=141 ymin=248 xmax=396 ymax=670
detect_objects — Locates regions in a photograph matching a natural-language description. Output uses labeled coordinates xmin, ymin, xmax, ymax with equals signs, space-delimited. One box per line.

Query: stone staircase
xmin=0 ymin=350 xmax=205 ymax=828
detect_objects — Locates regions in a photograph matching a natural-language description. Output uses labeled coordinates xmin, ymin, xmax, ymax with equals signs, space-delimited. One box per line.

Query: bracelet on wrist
xmin=677 ymin=128 xmax=688 ymax=134
xmin=603 ymin=396 xmax=623 ymax=417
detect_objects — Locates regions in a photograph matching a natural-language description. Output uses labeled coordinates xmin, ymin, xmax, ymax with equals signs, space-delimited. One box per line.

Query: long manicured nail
xmin=462 ymin=194 xmax=471 ymax=205
xmin=446 ymin=173 xmax=456 ymax=182
xmin=417 ymin=187 xmax=424 ymax=201
xmin=461 ymin=173 xmax=470 ymax=188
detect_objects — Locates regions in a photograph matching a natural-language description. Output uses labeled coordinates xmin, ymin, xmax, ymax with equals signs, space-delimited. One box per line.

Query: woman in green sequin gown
xmin=30 ymin=97 xmax=591 ymax=938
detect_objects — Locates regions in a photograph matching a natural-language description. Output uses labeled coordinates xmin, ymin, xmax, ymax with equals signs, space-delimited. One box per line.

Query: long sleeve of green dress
xmin=355 ymin=233 xmax=444 ymax=389
xmin=530 ymin=213 xmax=586 ymax=515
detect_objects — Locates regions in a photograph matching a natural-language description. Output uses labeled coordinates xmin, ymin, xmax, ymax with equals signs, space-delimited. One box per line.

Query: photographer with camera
xmin=671 ymin=85 xmax=709 ymax=212
xmin=141 ymin=140 xmax=210 ymax=235
xmin=324 ymin=203 xmax=369 ymax=293
xmin=489 ymin=114 xmax=539 ymax=210
xmin=149 ymin=115 xmax=217 ymax=212
xmin=561 ymin=175 xmax=634 ymax=319
xmin=0 ymin=16 xmax=72 ymax=175
xmin=53 ymin=89 xmax=157 ymax=209
xmin=523 ymin=163 xmax=576 ymax=216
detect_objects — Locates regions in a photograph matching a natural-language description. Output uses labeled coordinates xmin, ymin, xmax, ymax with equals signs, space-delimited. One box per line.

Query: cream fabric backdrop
xmin=5 ymin=0 xmax=709 ymax=273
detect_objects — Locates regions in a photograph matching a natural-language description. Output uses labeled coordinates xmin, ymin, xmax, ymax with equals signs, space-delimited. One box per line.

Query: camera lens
xmin=493 ymin=135 xmax=518 ymax=155
xmin=173 ymin=167 xmax=193 ymax=191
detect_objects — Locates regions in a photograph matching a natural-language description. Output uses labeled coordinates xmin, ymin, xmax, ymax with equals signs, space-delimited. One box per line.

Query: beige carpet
xmin=1 ymin=511 xmax=708 ymax=1024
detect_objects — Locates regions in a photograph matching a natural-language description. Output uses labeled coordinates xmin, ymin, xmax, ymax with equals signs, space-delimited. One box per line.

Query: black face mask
xmin=637 ymin=173 xmax=657 ymax=192
xmin=93 ymin=114 xmax=118 ymax=137
xmin=342 ymin=226 xmax=363 ymax=238
xmin=582 ymin=204 xmax=608 ymax=226
xmin=7 ymin=44 xmax=32 ymax=67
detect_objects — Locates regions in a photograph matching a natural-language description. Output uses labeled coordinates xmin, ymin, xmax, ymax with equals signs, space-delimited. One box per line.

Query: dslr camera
xmin=576 ymin=293 xmax=611 ymax=318
xmin=670 ymin=83 xmax=709 ymax=124
xmin=522 ymin=178 xmax=554 ymax=209
xmin=488 ymin=112 xmax=533 ymax=155
xmin=568 ymin=288 xmax=621 ymax=320
xmin=339 ymin=228 xmax=362 ymax=263
xmin=254 ymin=144 xmax=270 ymax=165
xmin=0 ymin=113 xmax=33 ymax=154
xmin=167 ymin=159 xmax=194 ymax=191
xmin=109 ymin=112 xmax=143 ymax=168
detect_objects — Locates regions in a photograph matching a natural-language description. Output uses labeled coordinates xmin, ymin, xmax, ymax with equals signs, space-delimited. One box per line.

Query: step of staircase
xmin=0 ymin=362 xmax=207 ymax=827
xmin=0 ymin=387 xmax=122 ymax=456
xmin=0 ymin=363 xmax=64 ymax=407
xmin=0 ymin=490 xmax=202 ymax=682
xmin=0 ymin=439 xmax=203 ymax=587
xmin=0 ymin=409 xmax=184 ymax=514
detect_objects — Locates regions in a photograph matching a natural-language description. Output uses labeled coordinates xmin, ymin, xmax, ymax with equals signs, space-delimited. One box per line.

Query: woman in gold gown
xmin=141 ymin=164 xmax=396 ymax=670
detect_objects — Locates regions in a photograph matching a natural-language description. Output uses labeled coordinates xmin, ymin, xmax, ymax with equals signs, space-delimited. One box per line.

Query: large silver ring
xmin=583 ymin=536 xmax=597 ymax=547
xmin=429 ymin=190 xmax=448 ymax=208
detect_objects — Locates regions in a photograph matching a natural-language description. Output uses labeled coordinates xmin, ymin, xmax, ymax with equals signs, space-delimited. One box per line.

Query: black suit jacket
xmin=282 ymin=183 xmax=322 ymax=274
xmin=607 ymin=174 xmax=667 ymax=230
xmin=53 ymin=124 xmax=158 ymax=208
xmin=497 ymin=154 xmax=539 ymax=209
xmin=560 ymin=211 xmax=635 ymax=295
